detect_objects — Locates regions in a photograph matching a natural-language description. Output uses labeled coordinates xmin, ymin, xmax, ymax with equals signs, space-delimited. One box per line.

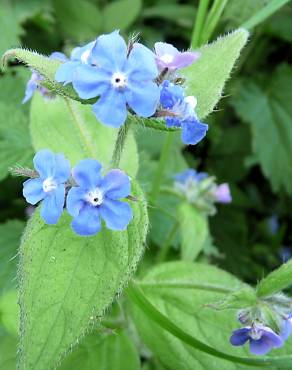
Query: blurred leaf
xmin=178 ymin=203 xmax=209 ymax=261
xmin=0 ymin=290 xmax=19 ymax=337
xmin=143 ymin=5 xmax=196 ymax=28
xmin=181 ymin=29 xmax=249 ymax=120
xmin=53 ymin=0 xmax=101 ymax=42
xmin=0 ymin=220 xmax=24 ymax=294
xmin=223 ymin=0 xmax=268 ymax=28
xmin=130 ymin=261 xmax=251 ymax=370
xmin=103 ymin=0 xmax=142 ymax=33
xmin=232 ymin=64 xmax=292 ymax=193
xmin=60 ymin=330 xmax=140 ymax=370
xmin=265 ymin=4 xmax=292 ymax=43
xmin=0 ymin=68 xmax=33 ymax=180
xmin=256 ymin=259 xmax=292 ymax=297
xmin=30 ymin=93 xmax=139 ymax=177
xmin=19 ymin=181 xmax=148 ymax=370
xmin=0 ymin=331 xmax=17 ymax=370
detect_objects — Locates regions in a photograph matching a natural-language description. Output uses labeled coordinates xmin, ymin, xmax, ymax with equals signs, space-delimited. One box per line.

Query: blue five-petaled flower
xmin=160 ymin=80 xmax=208 ymax=145
xmin=230 ymin=324 xmax=283 ymax=355
xmin=71 ymin=30 xmax=160 ymax=127
xmin=67 ymin=159 xmax=133 ymax=236
xmin=23 ymin=149 xmax=71 ymax=224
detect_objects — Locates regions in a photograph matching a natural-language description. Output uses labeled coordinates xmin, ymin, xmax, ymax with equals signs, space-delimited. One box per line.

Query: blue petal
xmin=262 ymin=329 xmax=283 ymax=348
xmin=127 ymin=43 xmax=158 ymax=81
xmin=40 ymin=185 xmax=65 ymax=224
xmin=33 ymin=149 xmax=56 ymax=179
xmin=73 ymin=65 xmax=110 ymax=99
xmin=54 ymin=153 xmax=71 ymax=183
xmin=229 ymin=328 xmax=250 ymax=346
xmin=181 ymin=118 xmax=208 ymax=145
xmin=71 ymin=41 xmax=96 ymax=61
xmin=72 ymin=159 xmax=102 ymax=188
xmin=22 ymin=79 xmax=37 ymax=104
xmin=92 ymin=89 xmax=127 ymax=127
xmin=66 ymin=187 xmax=87 ymax=217
xmin=99 ymin=199 xmax=132 ymax=230
xmin=91 ymin=30 xmax=127 ymax=71
xmin=249 ymin=338 xmax=272 ymax=355
xmin=55 ymin=61 xmax=80 ymax=85
xmin=100 ymin=170 xmax=131 ymax=199
xmin=23 ymin=178 xmax=45 ymax=205
xmin=71 ymin=205 xmax=101 ymax=236
xmin=49 ymin=52 xmax=68 ymax=62
xmin=126 ymin=81 xmax=159 ymax=117
xmin=280 ymin=319 xmax=292 ymax=341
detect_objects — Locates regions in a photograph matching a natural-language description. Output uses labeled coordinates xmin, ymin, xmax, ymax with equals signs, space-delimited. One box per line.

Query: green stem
xmin=150 ymin=132 xmax=174 ymax=205
xmin=156 ymin=220 xmax=179 ymax=263
xmin=111 ymin=119 xmax=131 ymax=168
xmin=191 ymin=0 xmax=210 ymax=48
xmin=200 ymin=0 xmax=229 ymax=44
xmin=127 ymin=284 xmax=292 ymax=368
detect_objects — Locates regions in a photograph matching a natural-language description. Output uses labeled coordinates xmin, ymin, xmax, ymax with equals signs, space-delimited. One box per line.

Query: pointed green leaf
xmin=30 ymin=94 xmax=139 ymax=177
xmin=181 ymin=29 xmax=249 ymax=120
xmin=256 ymin=259 xmax=292 ymax=298
xmin=19 ymin=181 xmax=148 ymax=370
xmin=178 ymin=203 xmax=208 ymax=261
xmin=60 ymin=330 xmax=140 ymax=370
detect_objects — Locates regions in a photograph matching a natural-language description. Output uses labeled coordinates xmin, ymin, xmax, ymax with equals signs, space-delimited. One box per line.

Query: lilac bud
xmin=214 ymin=183 xmax=232 ymax=203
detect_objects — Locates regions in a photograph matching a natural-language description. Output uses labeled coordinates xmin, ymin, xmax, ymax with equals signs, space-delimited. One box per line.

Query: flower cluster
xmin=230 ymin=295 xmax=292 ymax=355
xmin=53 ymin=30 xmax=206 ymax=145
xmin=174 ymin=169 xmax=231 ymax=214
xmin=22 ymin=149 xmax=133 ymax=236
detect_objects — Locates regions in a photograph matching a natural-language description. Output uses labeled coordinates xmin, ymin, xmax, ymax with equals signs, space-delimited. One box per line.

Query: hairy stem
xmin=111 ymin=118 xmax=131 ymax=168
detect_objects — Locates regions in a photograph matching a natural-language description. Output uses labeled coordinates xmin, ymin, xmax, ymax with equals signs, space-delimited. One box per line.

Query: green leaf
xmin=211 ymin=287 xmax=257 ymax=310
xmin=178 ymin=203 xmax=208 ymax=261
xmin=53 ymin=0 xmax=101 ymax=43
xmin=265 ymin=4 xmax=292 ymax=43
xmin=0 ymin=69 xmax=33 ymax=180
xmin=256 ymin=259 xmax=292 ymax=298
xmin=0 ymin=331 xmax=17 ymax=370
xmin=60 ymin=330 xmax=140 ymax=370
xmin=181 ymin=29 xmax=249 ymax=120
xmin=2 ymin=49 xmax=82 ymax=103
xmin=30 ymin=94 xmax=139 ymax=177
xmin=223 ymin=0 xmax=268 ymax=28
xmin=0 ymin=220 xmax=24 ymax=294
xmin=232 ymin=64 xmax=292 ymax=193
xmin=129 ymin=262 xmax=292 ymax=370
xmin=19 ymin=181 xmax=148 ymax=370
xmin=102 ymin=0 xmax=142 ymax=33
xmin=0 ymin=290 xmax=19 ymax=337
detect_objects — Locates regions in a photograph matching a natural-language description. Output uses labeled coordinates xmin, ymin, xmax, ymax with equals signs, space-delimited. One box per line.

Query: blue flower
xmin=67 ymin=159 xmax=133 ymax=236
xmin=174 ymin=169 xmax=208 ymax=184
xmin=23 ymin=149 xmax=71 ymax=224
xmin=55 ymin=41 xmax=96 ymax=85
xmin=23 ymin=52 xmax=67 ymax=103
xmin=160 ymin=80 xmax=208 ymax=145
xmin=230 ymin=325 xmax=283 ymax=355
xmin=72 ymin=30 xmax=160 ymax=127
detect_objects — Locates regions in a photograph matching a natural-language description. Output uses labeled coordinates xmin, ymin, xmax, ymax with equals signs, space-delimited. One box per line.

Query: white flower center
xmin=81 ymin=49 xmax=91 ymax=64
xmin=160 ymin=53 xmax=174 ymax=64
xmin=86 ymin=188 xmax=104 ymax=206
xmin=43 ymin=177 xmax=57 ymax=193
xmin=249 ymin=326 xmax=262 ymax=340
xmin=184 ymin=95 xmax=197 ymax=109
xmin=111 ymin=72 xmax=127 ymax=89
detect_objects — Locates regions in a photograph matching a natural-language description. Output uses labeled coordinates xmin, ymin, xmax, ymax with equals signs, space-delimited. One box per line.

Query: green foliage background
xmin=0 ymin=0 xmax=292 ymax=369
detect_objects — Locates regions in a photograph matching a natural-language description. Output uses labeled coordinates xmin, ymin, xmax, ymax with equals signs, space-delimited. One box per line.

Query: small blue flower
xmin=160 ymin=80 xmax=208 ymax=145
xmin=55 ymin=41 xmax=96 ymax=85
xmin=174 ymin=169 xmax=208 ymax=184
xmin=23 ymin=52 xmax=67 ymax=103
xmin=67 ymin=159 xmax=133 ymax=236
xmin=230 ymin=324 xmax=283 ymax=355
xmin=72 ymin=30 xmax=160 ymax=127
xmin=23 ymin=149 xmax=71 ymax=224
